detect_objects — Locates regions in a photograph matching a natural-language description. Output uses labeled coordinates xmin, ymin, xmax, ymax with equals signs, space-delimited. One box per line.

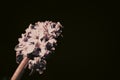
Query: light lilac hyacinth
xmin=15 ymin=21 xmax=63 ymax=74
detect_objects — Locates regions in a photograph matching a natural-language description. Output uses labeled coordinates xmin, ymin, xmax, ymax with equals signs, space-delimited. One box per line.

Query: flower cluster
xmin=15 ymin=21 xmax=63 ymax=74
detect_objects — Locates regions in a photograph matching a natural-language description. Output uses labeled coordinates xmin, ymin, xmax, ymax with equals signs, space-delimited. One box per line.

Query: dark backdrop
xmin=0 ymin=0 xmax=119 ymax=80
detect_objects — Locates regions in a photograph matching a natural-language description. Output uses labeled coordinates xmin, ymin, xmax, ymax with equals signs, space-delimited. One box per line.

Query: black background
xmin=0 ymin=0 xmax=119 ymax=80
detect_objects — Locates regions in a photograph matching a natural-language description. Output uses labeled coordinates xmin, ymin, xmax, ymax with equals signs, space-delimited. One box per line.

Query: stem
xmin=11 ymin=57 xmax=30 ymax=80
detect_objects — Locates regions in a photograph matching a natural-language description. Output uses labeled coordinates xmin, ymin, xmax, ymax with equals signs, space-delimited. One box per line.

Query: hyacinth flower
xmin=11 ymin=21 xmax=63 ymax=80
